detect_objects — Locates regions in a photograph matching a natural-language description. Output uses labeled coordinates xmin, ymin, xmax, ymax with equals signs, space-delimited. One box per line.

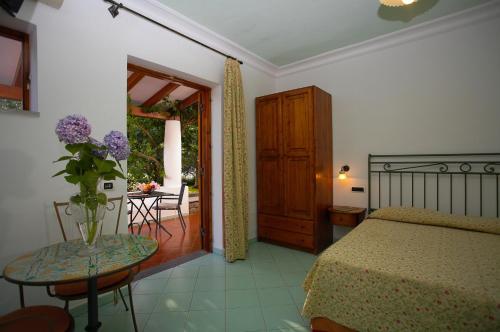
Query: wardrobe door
xmin=284 ymin=156 xmax=314 ymax=220
xmin=258 ymin=158 xmax=283 ymax=215
xmin=282 ymin=88 xmax=313 ymax=157
xmin=256 ymin=96 xmax=281 ymax=157
xmin=256 ymin=95 xmax=283 ymax=215
xmin=282 ymin=88 xmax=314 ymax=220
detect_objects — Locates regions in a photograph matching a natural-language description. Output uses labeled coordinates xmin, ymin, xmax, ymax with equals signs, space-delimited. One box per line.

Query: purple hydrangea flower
xmin=89 ymin=138 xmax=108 ymax=159
xmin=104 ymin=130 xmax=130 ymax=161
xmin=55 ymin=115 xmax=91 ymax=144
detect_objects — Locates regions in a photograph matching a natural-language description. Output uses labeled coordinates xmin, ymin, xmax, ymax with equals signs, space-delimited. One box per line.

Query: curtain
xmin=223 ymin=59 xmax=249 ymax=262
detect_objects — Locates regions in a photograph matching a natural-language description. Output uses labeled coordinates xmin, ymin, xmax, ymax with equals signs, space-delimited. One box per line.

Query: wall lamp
xmin=108 ymin=2 xmax=123 ymax=18
xmin=338 ymin=165 xmax=350 ymax=180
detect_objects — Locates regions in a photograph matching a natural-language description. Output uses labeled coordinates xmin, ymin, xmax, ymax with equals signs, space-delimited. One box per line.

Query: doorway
xmin=126 ymin=63 xmax=212 ymax=273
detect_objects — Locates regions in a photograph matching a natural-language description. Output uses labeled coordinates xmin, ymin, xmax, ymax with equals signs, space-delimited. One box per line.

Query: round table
xmin=3 ymin=234 xmax=158 ymax=331
xmin=127 ymin=191 xmax=176 ymax=236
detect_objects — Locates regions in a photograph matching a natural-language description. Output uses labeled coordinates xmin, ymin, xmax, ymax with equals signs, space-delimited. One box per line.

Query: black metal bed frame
xmin=368 ymin=153 xmax=500 ymax=217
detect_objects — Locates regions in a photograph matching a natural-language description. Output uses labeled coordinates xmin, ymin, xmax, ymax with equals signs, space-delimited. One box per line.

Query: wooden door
xmin=256 ymin=95 xmax=283 ymax=215
xmin=284 ymin=156 xmax=314 ymax=219
xmin=282 ymin=88 xmax=312 ymax=157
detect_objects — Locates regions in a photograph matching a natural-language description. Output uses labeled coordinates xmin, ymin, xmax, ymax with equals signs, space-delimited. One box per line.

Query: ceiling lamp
xmin=379 ymin=0 xmax=418 ymax=7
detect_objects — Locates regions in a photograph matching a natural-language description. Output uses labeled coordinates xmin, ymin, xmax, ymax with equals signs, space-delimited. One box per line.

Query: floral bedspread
xmin=303 ymin=207 xmax=500 ymax=331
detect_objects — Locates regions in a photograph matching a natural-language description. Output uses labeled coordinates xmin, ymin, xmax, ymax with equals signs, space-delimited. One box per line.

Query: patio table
xmin=127 ymin=191 xmax=177 ymax=236
xmin=3 ymin=234 xmax=158 ymax=332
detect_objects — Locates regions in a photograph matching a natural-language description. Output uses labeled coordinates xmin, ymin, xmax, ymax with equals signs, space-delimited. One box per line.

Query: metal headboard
xmin=368 ymin=153 xmax=500 ymax=217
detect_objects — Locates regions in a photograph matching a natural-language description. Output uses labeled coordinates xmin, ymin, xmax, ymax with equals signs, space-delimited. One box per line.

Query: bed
xmin=304 ymin=153 xmax=500 ymax=332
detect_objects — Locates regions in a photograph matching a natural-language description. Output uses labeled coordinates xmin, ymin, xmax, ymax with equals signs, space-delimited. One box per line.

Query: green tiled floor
xmin=72 ymin=242 xmax=316 ymax=332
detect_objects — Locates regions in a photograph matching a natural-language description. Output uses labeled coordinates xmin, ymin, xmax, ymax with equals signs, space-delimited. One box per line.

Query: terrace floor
xmin=130 ymin=212 xmax=203 ymax=272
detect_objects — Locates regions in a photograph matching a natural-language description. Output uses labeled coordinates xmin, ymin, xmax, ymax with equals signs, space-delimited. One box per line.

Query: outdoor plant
xmin=127 ymin=95 xmax=199 ymax=190
xmin=127 ymin=113 xmax=165 ymax=189
xmin=53 ymin=114 xmax=130 ymax=249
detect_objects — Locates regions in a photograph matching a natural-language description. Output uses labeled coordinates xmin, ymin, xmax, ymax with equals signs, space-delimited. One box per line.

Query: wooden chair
xmin=153 ymin=183 xmax=187 ymax=233
xmin=51 ymin=195 xmax=139 ymax=332
xmin=0 ymin=276 xmax=74 ymax=332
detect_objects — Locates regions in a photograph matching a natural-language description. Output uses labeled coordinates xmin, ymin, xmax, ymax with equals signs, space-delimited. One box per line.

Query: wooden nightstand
xmin=328 ymin=206 xmax=367 ymax=228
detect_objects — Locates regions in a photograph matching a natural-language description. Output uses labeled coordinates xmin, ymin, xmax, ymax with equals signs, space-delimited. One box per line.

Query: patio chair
xmin=127 ymin=200 xmax=141 ymax=234
xmin=51 ymin=195 xmax=139 ymax=332
xmin=0 ymin=276 xmax=74 ymax=332
xmin=153 ymin=183 xmax=187 ymax=233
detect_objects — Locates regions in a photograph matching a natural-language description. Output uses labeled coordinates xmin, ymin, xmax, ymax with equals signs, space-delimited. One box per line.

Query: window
xmin=0 ymin=25 xmax=30 ymax=111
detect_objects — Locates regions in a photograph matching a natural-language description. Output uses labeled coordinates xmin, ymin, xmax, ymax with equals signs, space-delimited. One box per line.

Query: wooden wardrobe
xmin=256 ymin=86 xmax=333 ymax=254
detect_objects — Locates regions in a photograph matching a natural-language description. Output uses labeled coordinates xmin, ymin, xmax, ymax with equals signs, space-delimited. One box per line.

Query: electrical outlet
xmin=352 ymin=187 xmax=364 ymax=192
xmin=103 ymin=182 xmax=113 ymax=190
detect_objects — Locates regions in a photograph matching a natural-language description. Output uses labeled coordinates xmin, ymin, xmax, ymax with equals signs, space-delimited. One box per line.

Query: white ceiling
xmin=157 ymin=0 xmax=492 ymax=66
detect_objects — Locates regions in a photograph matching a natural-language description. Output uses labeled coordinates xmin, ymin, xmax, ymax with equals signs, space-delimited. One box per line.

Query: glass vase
xmin=69 ymin=188 xmax=107 ymax=255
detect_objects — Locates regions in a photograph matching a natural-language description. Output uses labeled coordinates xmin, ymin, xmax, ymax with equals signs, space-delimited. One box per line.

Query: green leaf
xmin=65 ymin=159 xmax=80 ymax=175
xmin=97 ymin=192 xmax=107 ymax=205
xmin=79 ymin=154 xmax=94 ymax=171
xmin=93 ymin=157 xmax=115 ymax=173
xmin=85 ymin=198 xmax=98 ymax=211
xmin=64 ymin=175 xmax=80 ymax=184
xmin=65 ymin=143 xmax=85 ymax=154
xmin=53 ymin=156 xmax=73 ymax=163
xmin=52 ymin=169 xmax=66 ymax=177
xmin=102 ymin=173 xmax=114 ymax=180
xmin=70 ymin=195 xmax=82 ymax=204
xmin=112 ymin=169 xmax=126 ymax=179
xmin=81 ymin=171 xmax=100 ymax=188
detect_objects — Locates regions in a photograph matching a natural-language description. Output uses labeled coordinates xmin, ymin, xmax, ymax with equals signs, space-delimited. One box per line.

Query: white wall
xmin=276 ymin=15 xmax=500 ymax=233
xmin=0 ymin=0 xmax=274 ymax=314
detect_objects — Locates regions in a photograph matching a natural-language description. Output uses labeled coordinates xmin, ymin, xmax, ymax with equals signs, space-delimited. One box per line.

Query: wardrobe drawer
xmin=258 ymin=226 xmax=314 ymax=249
xmin=259 ymin=214 xmax=313 ymax=235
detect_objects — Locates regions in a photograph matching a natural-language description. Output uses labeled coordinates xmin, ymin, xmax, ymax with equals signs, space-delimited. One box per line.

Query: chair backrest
xmin=177 ymin=183 xmax=187 ymax=206
xmin=53 ymin=195 xmax=124 ymax=242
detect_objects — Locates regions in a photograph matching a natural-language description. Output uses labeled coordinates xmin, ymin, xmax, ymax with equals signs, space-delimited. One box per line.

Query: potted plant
xmin=53 ymin=115 xmax=129 ymax=254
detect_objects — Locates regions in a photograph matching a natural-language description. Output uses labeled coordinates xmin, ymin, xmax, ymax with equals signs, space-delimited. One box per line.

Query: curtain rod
xmin=103 ymin=0 xmax=243 ymax=65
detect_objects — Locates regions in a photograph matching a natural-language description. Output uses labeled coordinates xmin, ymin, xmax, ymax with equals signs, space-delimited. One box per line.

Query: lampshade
xmin=379 ymin=0 xmax=418 ymax=7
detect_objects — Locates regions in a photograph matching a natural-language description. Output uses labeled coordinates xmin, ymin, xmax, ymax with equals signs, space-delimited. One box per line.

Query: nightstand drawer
xmin=330 ymin=213 xmax=359 ymax=227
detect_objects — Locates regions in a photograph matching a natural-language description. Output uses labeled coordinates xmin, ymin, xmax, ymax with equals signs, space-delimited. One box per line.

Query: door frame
xmin=198 ymin=88 xmax=212 ymax=252
xmin=127 ymin=63 xmax=212 ymax=253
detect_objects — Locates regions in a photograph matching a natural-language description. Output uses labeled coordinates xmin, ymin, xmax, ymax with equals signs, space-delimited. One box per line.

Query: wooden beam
xmin=128 ymin=63 xmax=209 ymax=91
xmin=129 ymin=105 xmax=179 ymax=121
xmin=179 ymin=91 xmax=200 ymax=110
xmin=127 ymin=72 xmax=145 ymax=92
xmin=0 ymin=84 xmax=22 ymax=101
xmin=141 ymin=82 xmax=180 ymax=108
